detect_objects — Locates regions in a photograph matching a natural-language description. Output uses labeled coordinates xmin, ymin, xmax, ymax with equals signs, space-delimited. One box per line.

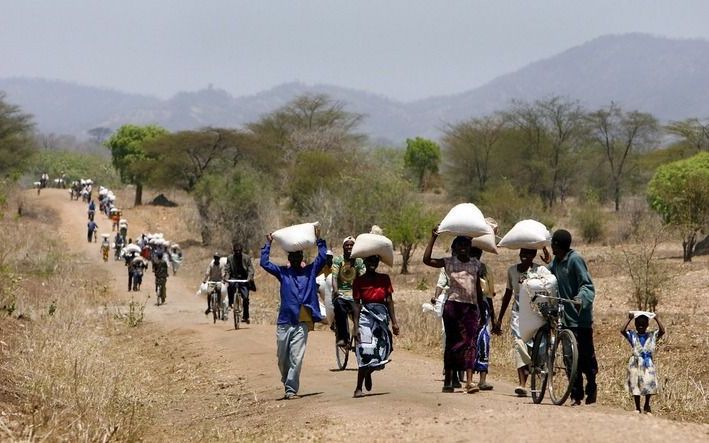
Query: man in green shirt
xmin=549 ymin=229 xmax=597 ymax=406
xmin=332 ymin=236 xmax=365 ymax=347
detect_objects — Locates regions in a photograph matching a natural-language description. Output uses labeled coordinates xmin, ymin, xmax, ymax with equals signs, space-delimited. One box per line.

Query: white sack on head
xmin=271 ymin=222 xmax=319 ymax=252
xmin=472 ymin=223 xmax=498 ymax=255
xmin=497 ymin=219 xmax=551 ymax=250
xmin=438 ymin=203 xmax=489 ymax=237
xmin=350 ymin=233 xmax=395 ymax=267
xmin=124 ymin=244 xmax=141 ymax=254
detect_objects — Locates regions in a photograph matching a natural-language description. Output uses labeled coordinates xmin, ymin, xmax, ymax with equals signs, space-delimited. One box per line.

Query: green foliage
xmin=665 ymin=118 xmax=709 ymax=152
xmin=504 ymin=97 xmax=588 ymax=207
xmin=30 ymin=150 xmax=119 ymax=187
xmin=288 ymin=149 xmax=342 ymax=215
xmin=404 ymin=137 xmax=441 ymax=191
xmin=573 ymin=191 xmax=606 ymax=243
xmin=478 ymin=179 xmax=552 ymax=233
xmin=104 ymin=124 xmax=168 ymax=205
xmin=647 ymin=152 xmax=709 ymax=261
xmin=104 ymin=124 xmax=168 ymax=184
xmin=0 ymin=92 xmax=37 ymax=179
xmin=586 ymin=104 xmax=659 ymax=211
xmin=247 ymin=93 xmax=364 ymax=163
xmin=385 ymin=200 xmax=437 ymax=274
xmin=442 ymin=115 xmax=506 ymax=199
xmin=139 ymin=128 xmax=251 ymax=192
xmin=194 ymin=166 xmax=274 ymax=248
xmin=114 ymin=297 xmax=148 ymax=327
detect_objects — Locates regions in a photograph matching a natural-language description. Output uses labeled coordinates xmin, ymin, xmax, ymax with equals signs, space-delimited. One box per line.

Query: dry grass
xmin=94 ymin=187 xmax=709 ymax=425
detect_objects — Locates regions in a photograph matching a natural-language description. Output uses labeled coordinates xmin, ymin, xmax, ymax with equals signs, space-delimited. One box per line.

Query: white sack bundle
xmin=438 ymin=203 xmax=489 ymax=237
xmin=629 ymin=310 xmax=656 ymax=319
xmin=472 ymin=223 xmax=498 ymax=255
xmin=196 ymin=282 xmax=209 ymax=297
xmin=271 ymin=222 xmax=319 ymax=252
xmin=497 ymin=219 xmax=551 ymax=250
xmin=518 ymin=267 xmax=558 ymax=341
xmin=124 ymin=244 xmax=141 ymax=254
xmin=350 ymin=233 xmax=394 ymax=267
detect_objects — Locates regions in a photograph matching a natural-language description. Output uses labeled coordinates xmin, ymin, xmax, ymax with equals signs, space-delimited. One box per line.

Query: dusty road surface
xmin=38 ymin=189 xmax=708 ymax=442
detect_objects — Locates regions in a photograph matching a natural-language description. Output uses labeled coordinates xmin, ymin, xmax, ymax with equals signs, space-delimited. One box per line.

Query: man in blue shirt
xmin=549 ymin=229 xmax=598 ymax=406
xmin=260 ymin=225 xmax=326 ymax=400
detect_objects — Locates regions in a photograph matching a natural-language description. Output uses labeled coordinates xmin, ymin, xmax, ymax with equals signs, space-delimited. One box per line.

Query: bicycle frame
xmin=530 ymin=294 xmax=581 ymax=405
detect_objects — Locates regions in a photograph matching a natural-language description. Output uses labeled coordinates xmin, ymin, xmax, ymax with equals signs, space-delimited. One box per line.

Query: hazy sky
xmin=1 ymin=0 xmax=708 ymax=101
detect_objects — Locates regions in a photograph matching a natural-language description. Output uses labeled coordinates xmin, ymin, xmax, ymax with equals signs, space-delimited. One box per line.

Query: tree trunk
xmin=196 ymin=200 xmax=212 ymax=246
xmin=682 ymin=233 xmax=696 ymax=262
xmin=614 ymin=184 xmax=621 ymax=212
xmin=134 ymin=183 xmax=143 ymax=207
xmin=400 ymin=244 xmax=412 ymax=274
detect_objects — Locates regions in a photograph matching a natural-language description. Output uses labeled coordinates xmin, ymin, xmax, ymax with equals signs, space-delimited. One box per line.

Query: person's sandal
xmin=466 ymin=384 xmax=479 ymax=394
xmin=441 ymin=386 xmax=455 ymax=393
xmin=478 ymin=382 xmax=494 ymax=391
xmin=514 ymin=386 xmax=527 ymax=397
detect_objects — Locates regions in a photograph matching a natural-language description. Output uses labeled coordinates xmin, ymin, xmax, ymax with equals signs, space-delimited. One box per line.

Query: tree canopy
xmin=104 ymin=124 xmax=168 ymax=206
xmin=0 ymin=92 xmax=36 ymax=179
xmin=647 ymin=152 xmax=709 ymax=261
xmin=404 ymin=137 xmax=440 ymax=191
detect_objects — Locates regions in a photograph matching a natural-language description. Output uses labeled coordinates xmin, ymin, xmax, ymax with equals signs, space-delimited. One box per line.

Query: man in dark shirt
xmin=549 ymin=229 xmax=598 ymax=405
xmin=227 ymin=242 xmax=255 ymax=324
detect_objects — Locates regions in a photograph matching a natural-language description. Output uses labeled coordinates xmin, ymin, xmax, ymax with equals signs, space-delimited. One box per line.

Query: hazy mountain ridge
xmin=2 ymin=34 xmax=709 ymax=143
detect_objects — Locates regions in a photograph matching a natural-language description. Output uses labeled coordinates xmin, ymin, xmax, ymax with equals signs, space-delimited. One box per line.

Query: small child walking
xmin=620 ymin=311 xmax=665 ymax=414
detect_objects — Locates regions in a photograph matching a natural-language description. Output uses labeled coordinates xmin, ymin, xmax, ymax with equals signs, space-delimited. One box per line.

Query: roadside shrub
xmin=479 ymin=179 xmax=553 ymax=233
xmin=574 ymin=191 xmax=605 ymax=243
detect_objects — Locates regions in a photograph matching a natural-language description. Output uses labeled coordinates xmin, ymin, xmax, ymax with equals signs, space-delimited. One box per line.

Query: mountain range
xmin=2 ymin=33 xmax=709 ymax=143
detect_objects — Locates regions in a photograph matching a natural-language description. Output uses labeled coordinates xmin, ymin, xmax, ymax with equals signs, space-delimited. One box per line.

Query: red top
xmin=353 ymin=273 xmax=393 ymax=304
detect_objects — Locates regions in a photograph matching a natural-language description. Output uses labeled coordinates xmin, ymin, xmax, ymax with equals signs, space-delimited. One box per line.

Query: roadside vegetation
xmin=0 ymin=87 xmax=707 ymax=436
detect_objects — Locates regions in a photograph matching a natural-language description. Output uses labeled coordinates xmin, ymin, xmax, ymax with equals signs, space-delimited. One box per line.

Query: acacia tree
xmin=404 ymin=137 xmax=440 ymax=191
xmin=139 ymin=128 xmax=255 ymax=245
xmin=442 ymin=114 xmax=506 ymax=199
xmin=647 ymin=152 xmax=709 ymax=262
xmin=104 ymin=124 xmax=168 ymax=206
xmin=505 ymin=97 xmax=587 ymax=207
xmin=587 ymin=103 xmax=658 ymax=211
xmin=665 ymin=118 xmax=709 ymax=152
xmin=0 ymin=92 xmax=36 ymax=179
xmin=385 ymin=201 xmax=437 ymax=274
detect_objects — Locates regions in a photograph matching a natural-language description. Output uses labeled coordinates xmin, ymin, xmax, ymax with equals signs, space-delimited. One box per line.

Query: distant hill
xmin=3 ymin=33 xmax=709 ymax=143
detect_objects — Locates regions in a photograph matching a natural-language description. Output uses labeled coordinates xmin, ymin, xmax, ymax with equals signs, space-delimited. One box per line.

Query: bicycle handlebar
xmin=531 ymin=294 xmax=582 ymax=307
xmin=226 ymin=279 xmax=249 ymax=283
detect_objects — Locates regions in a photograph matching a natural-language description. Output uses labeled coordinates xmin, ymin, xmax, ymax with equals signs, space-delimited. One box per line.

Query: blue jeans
xmin=276 ymin=323 xmax=309 ymax=395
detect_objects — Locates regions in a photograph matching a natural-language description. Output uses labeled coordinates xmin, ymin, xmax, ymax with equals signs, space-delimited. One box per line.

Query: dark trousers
xmin=569 ymin=327 xmax=598 ymax=401
xmin=333 ymin=297 xmax=355 ymax=342
xmin=128 ymin=271 xmax=133 ymax=291
xmin=227 ymin=283 xmax=250 ymax=320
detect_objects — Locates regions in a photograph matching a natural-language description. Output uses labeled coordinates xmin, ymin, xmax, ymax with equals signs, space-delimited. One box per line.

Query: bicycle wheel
xmin=211 ymin=293 xmax=218 ymax=324
xmin=335 ymin=341 xmax=349 ymax=370
xmin=548 ymin=329 xmax=578 ymax=405
xmin=530 ymin=327 xmax=549 ymax=404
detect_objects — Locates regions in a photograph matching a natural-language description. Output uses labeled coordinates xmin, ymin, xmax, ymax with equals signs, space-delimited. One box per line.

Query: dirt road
xmin=39 ymin=189 xmax=707 ymax=442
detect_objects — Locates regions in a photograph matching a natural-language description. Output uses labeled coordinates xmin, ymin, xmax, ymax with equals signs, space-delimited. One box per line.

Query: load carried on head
xmin=349 ymin=232 xmax=395 ymax=267
xmin=271 ymin=222 xmax=320 ymax=252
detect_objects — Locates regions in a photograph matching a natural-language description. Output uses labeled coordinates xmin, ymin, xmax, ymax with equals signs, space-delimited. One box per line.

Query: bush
xmin=478 ymin=179 xmax=553 ymax=233
xmin=574 ymin=192 xmax=606 ymax=243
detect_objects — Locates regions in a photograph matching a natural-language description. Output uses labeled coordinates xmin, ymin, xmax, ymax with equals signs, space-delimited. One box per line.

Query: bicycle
xmin=226 ymin=279 xmax=247 ymax=330
xmin=206 ymin=281 xmax=227 ymax=324
xmin=529 ymin=294 xmax=581 ymax=406
xmin=335 ymin=327 xmax=356 ymax=370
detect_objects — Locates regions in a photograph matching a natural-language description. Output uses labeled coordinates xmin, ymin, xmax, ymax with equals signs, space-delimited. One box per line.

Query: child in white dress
xmin=620 ymin=311 xmax=666 ymax=414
